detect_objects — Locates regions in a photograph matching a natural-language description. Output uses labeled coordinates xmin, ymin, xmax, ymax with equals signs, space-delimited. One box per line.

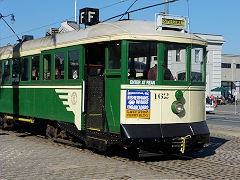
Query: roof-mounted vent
xmin=59 ymin=21 xmax=80 ymax=33
xmin=22 ymin=35 xmax=34 ymax=42
xmin=46 ymin=28 xmax=59 ymax=36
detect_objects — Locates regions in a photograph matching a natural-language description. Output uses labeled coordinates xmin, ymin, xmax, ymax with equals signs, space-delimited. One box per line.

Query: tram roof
xmin=0 ymin=20 xmax=206 ymax=60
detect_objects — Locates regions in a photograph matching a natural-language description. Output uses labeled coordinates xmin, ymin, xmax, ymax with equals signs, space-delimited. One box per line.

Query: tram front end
xmin=119 ymin=41 xmax=210 ymax=153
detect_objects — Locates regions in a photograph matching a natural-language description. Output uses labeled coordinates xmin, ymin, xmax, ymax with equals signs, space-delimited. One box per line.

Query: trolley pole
xmin=164 ymin=0 xmax=169 ymax=14
xmin=75 ymin=0 xmax=77 ymax=23
xmin=0 ymin=13 xmax=21 ymax=42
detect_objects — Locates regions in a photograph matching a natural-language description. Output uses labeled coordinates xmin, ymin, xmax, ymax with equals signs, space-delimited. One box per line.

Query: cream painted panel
xmin=160 ymin=90 xmax=190 ymax=124
xmin=120 ymin=90 xmax=126 ymax=124
xmin=55 ymin=89 xmax=82 ymax=130
xmin=120 ymin=85 xmax=205 ymax=125
xmin=189 ymin=89 xmax=206 ymax=123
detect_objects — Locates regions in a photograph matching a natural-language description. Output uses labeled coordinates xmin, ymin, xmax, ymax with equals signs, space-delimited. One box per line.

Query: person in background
xmin=210 ymin=94 xmax=214 ymax=101
xmin=148 ymin=64 xmax=174 ymax=80
xmin=206 ymin=96 xmax=211 ymax=104
xmin=227 ymin=94 xmax=232 ymax=103
xmin=148 ymin=64 xmax=157 ymax=80
xmin=221 ymin=96 xmax=225 ymax=104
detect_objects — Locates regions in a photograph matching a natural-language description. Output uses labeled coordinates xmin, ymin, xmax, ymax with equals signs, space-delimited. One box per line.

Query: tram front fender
xmin=120 ymin=121 xmax=209 ymax=139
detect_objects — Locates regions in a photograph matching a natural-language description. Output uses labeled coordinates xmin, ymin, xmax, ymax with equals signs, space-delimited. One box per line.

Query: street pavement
xmin=207 ymin=103 xmax=240 ymax=137
xmin=212 ymin=103 xmax=240 ymax=115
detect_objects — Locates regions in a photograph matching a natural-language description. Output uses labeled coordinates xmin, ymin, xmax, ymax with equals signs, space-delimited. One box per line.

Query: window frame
xmin=190 ymin=46 xmax=205 ymax=84
xmin=221 ymin=63 xmax=231 ymax=68
xmin=68 ymin=48 xmax=80 ymax=80
xmin=20 ymin=56 xmax=30 ymax=82
xmin=2 ymin=59 xmax=11 ymax=84
xmin=0 ymin=60 xmax=2 ymax=83
xmin=40 ymin=45 xmax=83 ymax=84
xmin=162 ymin=43 xmax=189 ymax=85
xmin=105 ymin=41 xmax=122 ymax=77
xmin=127 ymin=41 xmax=158 ymax=81
xmin=121 ymin=40 xmax=206 ymax=86
xmin=190 ymin=46 xmax=206 ymax=86
xmin=30 ymin=55 xmax=40 ymax=82
xmin=54 ymin=51 xmax=65 ymax=80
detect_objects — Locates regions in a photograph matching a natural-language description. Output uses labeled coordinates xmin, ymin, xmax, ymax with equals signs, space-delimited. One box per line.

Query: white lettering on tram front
xmin=130 ymin=80 xmax=155 ymax=85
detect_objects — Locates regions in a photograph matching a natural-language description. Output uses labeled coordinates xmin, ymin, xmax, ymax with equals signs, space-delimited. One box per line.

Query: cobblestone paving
xmin=0 ymin=128 xmax=240 ymax=180
xmin=0 ymin=130 xmax=174 ymax=180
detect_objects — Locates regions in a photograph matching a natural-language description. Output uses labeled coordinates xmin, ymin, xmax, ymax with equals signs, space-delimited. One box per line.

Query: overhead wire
xmin=0 ymin=0 xmax=131 ymax=42
xmin=1 ymin=0 xmax=182 ymax=43
xmin=102 ymin=0 xmax=180 ymax=22
xmin=119 ymin=0 xmax=139 ymax=20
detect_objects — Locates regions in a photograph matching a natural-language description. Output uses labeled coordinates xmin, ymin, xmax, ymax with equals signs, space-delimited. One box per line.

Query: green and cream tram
xmin=0 ymin=19 xmax=209 ymax=153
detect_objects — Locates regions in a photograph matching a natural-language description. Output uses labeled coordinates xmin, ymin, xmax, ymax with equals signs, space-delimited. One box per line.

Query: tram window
xmin=3 ymin=60 xmax=10 ymax=82
xmin=128 ymin=42 xmax=157 ymax=80
xmin=12 ymin=59 xmax=20 ymax=83
xmin=68 ymin=50 xmax=79 ymax=80
xmin=43 ymin=54 xmax=51 ymax=80
xmin=55 ymin=52 xmax=64 ymax=80
xmin=191 ymin=47 xmax=204 ymax=82
xmin=108 ymin=42 xmax=121 ymax=69
xmin=21 ymin=57 xmax=29 ymax=81
xmin=0 ymin=61 xmax=2 ymax=82
xmin=164 ymin=44 xmax=187 ymax=81
xmin=31 ymin=56 xmax=40 ymax=80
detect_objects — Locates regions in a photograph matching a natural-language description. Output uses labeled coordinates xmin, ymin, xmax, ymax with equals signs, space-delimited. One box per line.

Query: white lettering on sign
xmin=80 ymin=12 xmax=85 ymax=24
xmin=88 ymin=11 xmax=95 ymax=22
xmin=130 ymin=80 xmax=155 ymax=85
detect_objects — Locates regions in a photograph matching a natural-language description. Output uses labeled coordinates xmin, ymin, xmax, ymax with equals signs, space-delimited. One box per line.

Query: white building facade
xmin=221 ymin=54 xmax=240 ymax=99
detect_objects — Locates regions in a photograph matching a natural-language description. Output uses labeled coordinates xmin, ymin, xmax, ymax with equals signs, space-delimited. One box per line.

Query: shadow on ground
xmin=106 ymin=136 xmax=229 ymax=162
xmin=187 ymin=136 xmax=229 ymax=159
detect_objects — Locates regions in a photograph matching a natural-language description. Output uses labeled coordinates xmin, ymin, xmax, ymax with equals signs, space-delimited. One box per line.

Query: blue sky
xmin=0 ymin=0 xmax=239 ymax=55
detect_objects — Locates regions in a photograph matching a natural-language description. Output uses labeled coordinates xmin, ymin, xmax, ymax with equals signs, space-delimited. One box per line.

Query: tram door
xmin=84 ymin=44 xmax=106 ymax=131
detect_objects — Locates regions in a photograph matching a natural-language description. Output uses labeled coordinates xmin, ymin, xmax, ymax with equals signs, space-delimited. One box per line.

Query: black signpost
xmin=79 ymin=8 xmax=99 ymax=26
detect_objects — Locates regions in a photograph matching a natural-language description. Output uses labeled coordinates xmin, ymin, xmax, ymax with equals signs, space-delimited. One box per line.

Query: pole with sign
xmin=234 ymin=89 xmax=238 ymax=114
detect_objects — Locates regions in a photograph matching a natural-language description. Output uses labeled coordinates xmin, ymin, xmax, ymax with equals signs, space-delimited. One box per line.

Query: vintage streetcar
xmin=0 ymin=13 xmax=209 ymax=154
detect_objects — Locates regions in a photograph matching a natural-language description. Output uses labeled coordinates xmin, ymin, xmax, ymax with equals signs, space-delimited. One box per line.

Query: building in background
xmin=221 ymin=54 xmax=240 ymax=99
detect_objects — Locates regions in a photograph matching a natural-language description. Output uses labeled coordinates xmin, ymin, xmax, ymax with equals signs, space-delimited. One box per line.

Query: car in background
xmin=206 ymin=101 xmax=215 ymax=113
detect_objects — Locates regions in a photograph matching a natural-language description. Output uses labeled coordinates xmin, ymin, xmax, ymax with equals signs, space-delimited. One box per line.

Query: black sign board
xmin=79 ymin=8 xmax=99 ymax=26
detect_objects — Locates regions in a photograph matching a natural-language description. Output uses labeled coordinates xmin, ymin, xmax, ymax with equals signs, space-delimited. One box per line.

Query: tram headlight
xmin=171 ymin=101 xmax=184 ymax=114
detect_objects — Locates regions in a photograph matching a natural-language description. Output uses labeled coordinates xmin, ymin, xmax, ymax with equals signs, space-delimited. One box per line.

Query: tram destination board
xmin=162 ymin=18 xmax=185 ymax=27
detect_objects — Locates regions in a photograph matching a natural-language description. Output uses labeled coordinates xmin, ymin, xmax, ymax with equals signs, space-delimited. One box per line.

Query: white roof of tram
xmin=0 ymin=20 xmax=206 ymax=60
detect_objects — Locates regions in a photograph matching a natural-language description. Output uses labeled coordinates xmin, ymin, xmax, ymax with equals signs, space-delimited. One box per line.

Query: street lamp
xmin=0 ymin=13 xmax=21 ymax=42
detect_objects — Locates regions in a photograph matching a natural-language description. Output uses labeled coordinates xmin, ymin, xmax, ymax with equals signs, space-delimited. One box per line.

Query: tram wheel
xmin=0 ymin=116 xmax=3 ymax=129
xmin=46 ymin=124 xmax=57 ymax=139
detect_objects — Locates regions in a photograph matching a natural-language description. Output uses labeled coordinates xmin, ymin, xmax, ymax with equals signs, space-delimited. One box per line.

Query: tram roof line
xmin=0 ymin=20 xmax=206 ymax=60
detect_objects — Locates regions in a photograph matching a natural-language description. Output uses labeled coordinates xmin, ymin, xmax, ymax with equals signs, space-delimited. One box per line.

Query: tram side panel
xmin=0 ymin=87 xmax=16 ymax=115
xmin=0 ymin=87 xmax=77 ymax=126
